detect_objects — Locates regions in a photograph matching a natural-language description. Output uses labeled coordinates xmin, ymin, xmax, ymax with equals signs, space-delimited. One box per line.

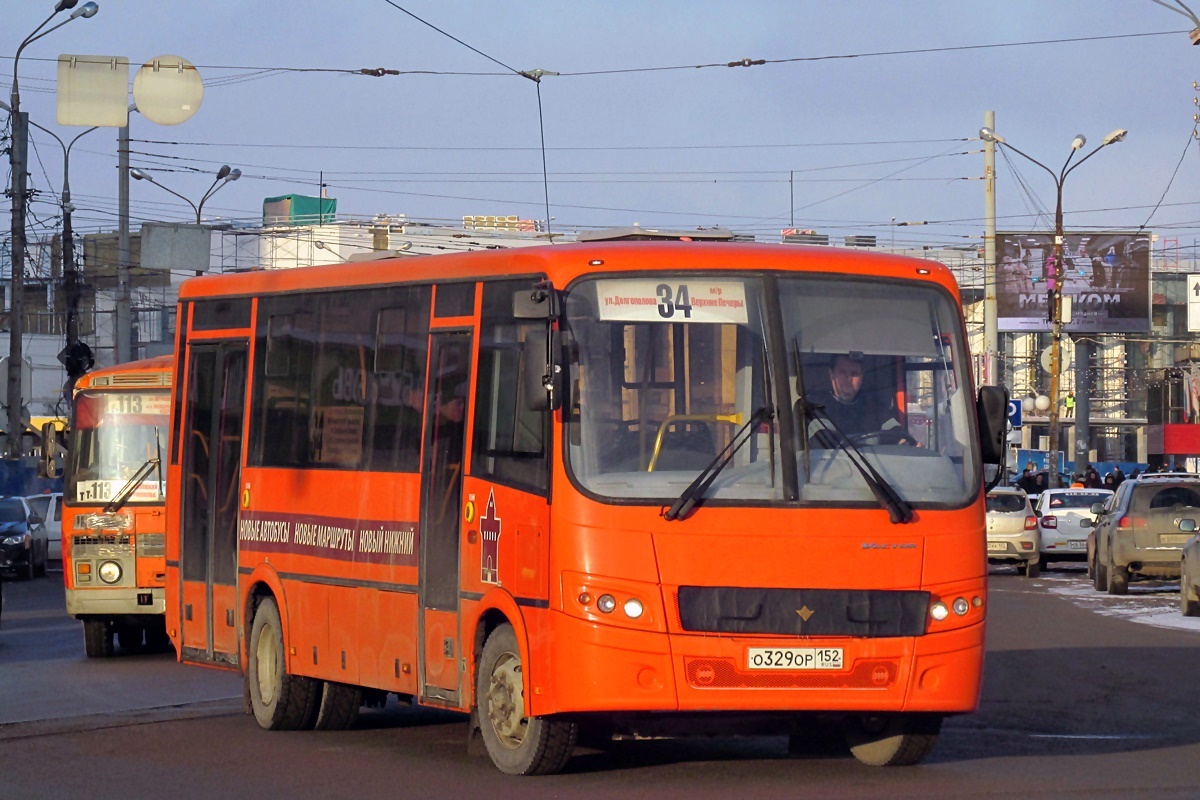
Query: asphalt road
xmin=2 ymin=563 xmax=1199 ymax=799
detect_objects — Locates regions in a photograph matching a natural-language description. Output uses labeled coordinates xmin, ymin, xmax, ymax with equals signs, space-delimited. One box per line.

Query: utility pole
xmin=983 ymin=111 xmax=998 ymax=382
xmin=7 ymin=105 xmax=29 ymax=458
xmin=116 ymin=121 xmax=131 ymax=363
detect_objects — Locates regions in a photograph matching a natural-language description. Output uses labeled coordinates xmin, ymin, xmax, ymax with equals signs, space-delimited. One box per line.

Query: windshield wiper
xmin=104 ymin=457 xmax=162 ymax=513
xmin=104 ymin=427 xmax=164 ymax=514
xmin=664 ymin=405 xmax=773 ymax=521
xmin=807 ymin=409 xmax=914 ymax=524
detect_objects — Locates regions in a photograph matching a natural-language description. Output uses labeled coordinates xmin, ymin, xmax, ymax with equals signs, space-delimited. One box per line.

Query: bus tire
xmin=117 ymin=624 xmax=144 ymax=652
xmin=477 ymin=623 xmax=577 ymax=775
xmin=248 ymin=597 xmax=321 ymax=730
xmin=83 ymin=619 xmax=114 ymax=658
xmin=145 ymin=619 xmax=172 ymax=653
xmin=845 ymin=713 xmax=941 ymax=767
xmin=313 ymin=682 xmax=362 ymax=731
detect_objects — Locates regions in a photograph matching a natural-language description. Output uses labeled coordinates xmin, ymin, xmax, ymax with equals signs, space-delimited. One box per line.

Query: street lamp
xmin=979 ymin=126 xmax=1127 ymax=487
xmin=130 ymin=165 xmax=242 ymax=224
xmin=6 ymin=0 xmax=100 ymax=459
xmin=0 ymin=101 xmax=98 ymax=395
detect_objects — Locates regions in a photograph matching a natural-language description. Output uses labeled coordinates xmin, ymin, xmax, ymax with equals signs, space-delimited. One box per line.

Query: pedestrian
xmin=1112 ymin=466 xmax=1126 ymax=488
xmin=1103 ymin=474 xmax=1116 ymax=490
xmin=1084 ymin=467 xmax=1102 ymax=488
xmin=1064 ymin=391 xmax=1076 ymax=417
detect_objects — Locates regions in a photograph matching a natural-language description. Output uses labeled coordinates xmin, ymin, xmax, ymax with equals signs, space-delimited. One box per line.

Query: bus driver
xmin=802 ymin=353 xmax=913 ymax=446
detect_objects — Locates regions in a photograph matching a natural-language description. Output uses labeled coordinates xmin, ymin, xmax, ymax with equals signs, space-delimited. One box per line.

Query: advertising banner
xmin=996 ymin=231 xmax=1150 ymax=333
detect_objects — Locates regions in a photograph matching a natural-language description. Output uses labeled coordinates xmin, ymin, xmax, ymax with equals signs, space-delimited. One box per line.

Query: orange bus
xmin=164 ymin=242 xmax=1007 ymax=773
xmin=65 ymin=355 xmax=172 ymax=657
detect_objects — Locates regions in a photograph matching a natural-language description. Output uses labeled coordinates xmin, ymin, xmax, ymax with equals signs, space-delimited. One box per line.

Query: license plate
xmin=987 ymin=542 xmax=1008 ymax=552
xmin=1160 ymin=534 xmax=1192 ymax=544
xmin=747 ymin=647 xmax=843 ymax=670
xmin=1068 ymin=540 xmax=1086 ymax=550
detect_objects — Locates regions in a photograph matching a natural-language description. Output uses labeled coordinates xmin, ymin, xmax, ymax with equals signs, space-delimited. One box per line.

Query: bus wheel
xmin=477 ymin=623 xmax=577 ymax=775
xmin=145 ymin=619 xmax=172 ymax=653
xmin=83 ymin=619 xmax=114 ymax=658
xmin=314 ymin=682 xmax=362 ymax=731
xmin=117 ymin=624 xmax=144 ymax=652
xmin=845 ymin=713 xmax=941 ymax=766
xmin=247 ymin=597 xmax=321 ymax=730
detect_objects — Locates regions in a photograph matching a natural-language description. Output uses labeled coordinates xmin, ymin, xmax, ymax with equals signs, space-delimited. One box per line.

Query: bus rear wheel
xmin=845 ymin=713 xmax=942 ymax=766
xmin=314 ymin=682 xmax=362 ymax=731
xmin=247 ymin=597 xmax=320 ymax=730
xmin=83 ymin=619 xmax=114 ymax=658
xmin=476 ymin=623 xmax=577 ymax=775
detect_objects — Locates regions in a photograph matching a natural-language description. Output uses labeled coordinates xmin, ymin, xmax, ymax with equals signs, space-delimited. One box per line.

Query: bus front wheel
xmin=247 ymin=597 xmax=321 ymax=730
xmin=83 ymin=619 xmax=114 ymax=658
xmin=476 ymin=623 xmax=577 ymax=775
xmin=845 ymin=713 xmax=942 ymax=766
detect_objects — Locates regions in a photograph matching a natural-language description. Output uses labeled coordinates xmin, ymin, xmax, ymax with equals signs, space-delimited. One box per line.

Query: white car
xmin=987 ymin=487 xmax=1040 ymax=577
xmin=25 ymin=492 xmax=63 ymax=563
xmin=1034 ymin=488 xmax=1113 ymax=571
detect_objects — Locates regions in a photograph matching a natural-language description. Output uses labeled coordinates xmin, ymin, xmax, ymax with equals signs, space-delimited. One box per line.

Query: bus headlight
xmin=98 ymin=561 xmax=122 ymax=584
xmin=929 ymin=601 xmax=950 ymax=621
xmin=952 ymin=597 xmax=970 ymax=616
xmin=623 ymin=598 xmax=645 ymax=619
xmin=597 ymin=594 xmax=617 ymax=614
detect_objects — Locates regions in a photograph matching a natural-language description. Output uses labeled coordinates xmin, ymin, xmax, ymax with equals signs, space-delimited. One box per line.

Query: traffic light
xmin=58 ymin=340 xmax=95 ymax=380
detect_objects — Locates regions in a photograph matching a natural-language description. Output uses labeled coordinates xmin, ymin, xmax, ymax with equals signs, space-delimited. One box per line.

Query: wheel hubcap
xmin=256 ymin=622 xmax=278 ymax=705
xmin=486 ymin=651 xmax=527 ymax=748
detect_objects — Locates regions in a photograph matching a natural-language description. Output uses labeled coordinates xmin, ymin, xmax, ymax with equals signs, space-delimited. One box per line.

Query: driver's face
xmin=829 ymin=357 xmax=863 ymax=402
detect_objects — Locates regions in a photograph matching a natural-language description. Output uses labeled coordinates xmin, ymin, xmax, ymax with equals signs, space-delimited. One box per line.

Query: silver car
xmin=987 ymin=487 xmax=1040 ymax=577
xmin=1034 ymin=488 xmax=1112 ymax=571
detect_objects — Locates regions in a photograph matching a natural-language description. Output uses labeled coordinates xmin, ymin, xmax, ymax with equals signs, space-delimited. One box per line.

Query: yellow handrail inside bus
xmin=648 ymin=413 xmax=743 ymax=472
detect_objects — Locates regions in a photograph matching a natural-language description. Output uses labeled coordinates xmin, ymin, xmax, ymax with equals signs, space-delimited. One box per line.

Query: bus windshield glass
xmin=566 ymin=276 xmax=782 ymax=501
xmin=67 ymin=390 xmax=170 ymax=505
xmin=565 ymin=274 xmax=977 ymax=509
xmin=784 ymin=277 xmax=975 ymax=507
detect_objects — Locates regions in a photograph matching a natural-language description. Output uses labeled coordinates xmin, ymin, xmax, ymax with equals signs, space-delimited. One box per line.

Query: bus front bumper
xmin=65 ymin=586 xmax=166 ymax=618
xmin=536 ymin=610 xmax=983 ymax=718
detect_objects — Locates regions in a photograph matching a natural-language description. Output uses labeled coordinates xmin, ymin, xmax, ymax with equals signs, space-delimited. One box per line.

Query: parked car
xmin=1181 ymin=532 xmax=1200 ymax=616
xmin=1086 ymin=474 xmax=1200 ymax=595
xmin=1033 ymin=488 xmax=1113 ymax=571
xmin=986 ymin=487 xmax=1041 ymax=577
xmin=0 ymin=496 xmax=48 ymax=580
xmin=24 ymin=492 xmax=63 ymax=563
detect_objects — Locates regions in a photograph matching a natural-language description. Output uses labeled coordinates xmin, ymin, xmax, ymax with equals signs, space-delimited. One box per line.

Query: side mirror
xmin=28 ymin=513 xmax=44 ymax=526
xmin=520 ymin=328 xmax=563 ymax=412
xmin=38 ymin=421 xmax=63 ymax=479
xmin=1090 ymin=503 xmax=1106 ymax=515
xmin=1079 ymin=518 xmax=1093 ymax=529
xmin=512 ymin=284 xmax=561 ymax=320
xmin=977 ymin=385 xmax=1008 ymax=466
xmin=1181 ymin=518 xmax=1197 ymax=533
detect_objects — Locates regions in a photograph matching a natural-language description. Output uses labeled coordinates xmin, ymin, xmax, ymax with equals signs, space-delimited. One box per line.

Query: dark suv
xmin=1087 ymin=474 xmax=1200 ymax=595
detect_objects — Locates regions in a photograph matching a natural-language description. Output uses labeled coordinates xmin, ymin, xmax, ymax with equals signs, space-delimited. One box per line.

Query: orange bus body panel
xmin=165 ymin=242 xmax=987 ymax=738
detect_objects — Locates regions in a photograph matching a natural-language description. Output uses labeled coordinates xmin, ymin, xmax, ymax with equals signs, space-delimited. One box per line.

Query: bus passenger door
xmin=179 ymin=342 xmax=248 ymax=668
xmin=419 ymin=332 xmax=472 ymax=704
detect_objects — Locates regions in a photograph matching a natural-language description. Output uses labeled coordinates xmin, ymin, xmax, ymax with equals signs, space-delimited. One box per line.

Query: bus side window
xmin=471 ymin=279 xmax=549 ymax=495
xmin=367 ymin=286 xmax=430 ymax=473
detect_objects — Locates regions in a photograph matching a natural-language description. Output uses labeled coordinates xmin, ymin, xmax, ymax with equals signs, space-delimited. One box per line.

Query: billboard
xmin=996 ymin=231 xmax=1150 ymax=333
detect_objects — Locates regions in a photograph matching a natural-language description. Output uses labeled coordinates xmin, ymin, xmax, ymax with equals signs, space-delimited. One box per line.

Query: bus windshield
xmin=565 ymin=274 xmax=977 ymax=509
xmin=67 ymin=390 xmax=170 ymax=505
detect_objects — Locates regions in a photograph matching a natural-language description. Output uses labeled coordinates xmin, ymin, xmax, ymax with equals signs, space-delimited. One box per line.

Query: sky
xmin=4 ymin=0 xmax=1200 ymax=254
